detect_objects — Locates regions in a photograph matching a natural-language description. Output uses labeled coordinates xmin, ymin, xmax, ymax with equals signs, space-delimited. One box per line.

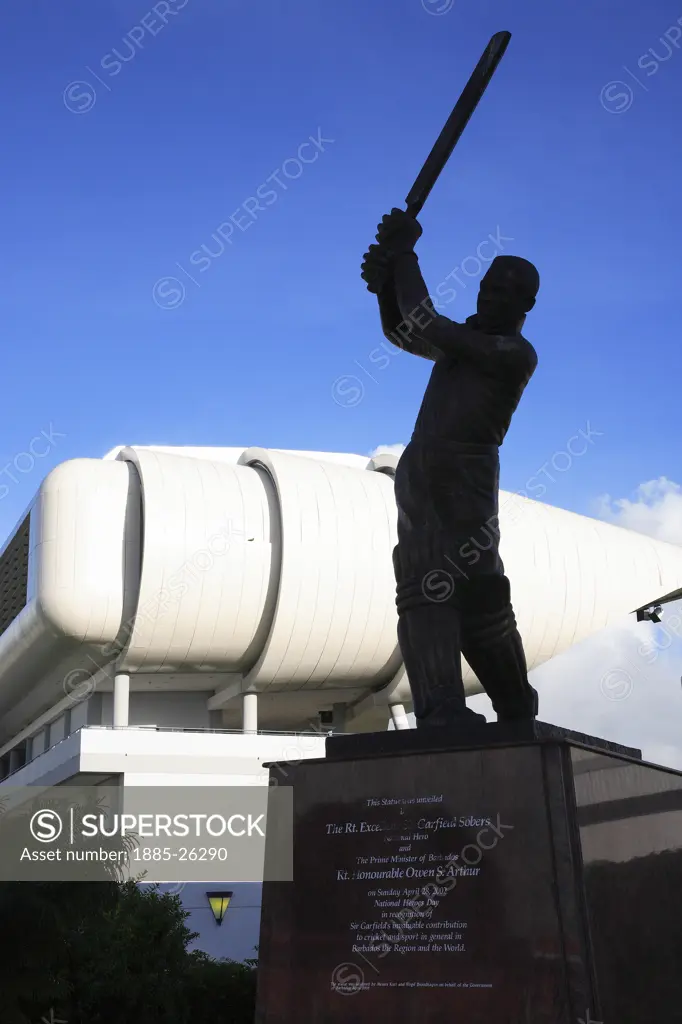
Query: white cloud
xmin=527 ymin=477 xmax=682 ymax=766
xmin=594 ymin=477 xmax=682 ymax=546
xmin=470 ymin=614 xmax=682 ymax=767
xmin=369 ymin=443 xmax=406 ymax=458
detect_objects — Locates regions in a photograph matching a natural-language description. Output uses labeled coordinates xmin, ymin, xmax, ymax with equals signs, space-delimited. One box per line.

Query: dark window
xmin=0 ymin=514 xmax=30 ymax=637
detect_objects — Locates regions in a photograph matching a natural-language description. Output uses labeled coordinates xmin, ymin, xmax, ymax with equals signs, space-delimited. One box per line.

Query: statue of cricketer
xmin=362 ymin=208 xmax=540 ymax=728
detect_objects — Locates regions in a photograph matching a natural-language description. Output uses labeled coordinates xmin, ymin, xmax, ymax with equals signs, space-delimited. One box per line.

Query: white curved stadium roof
xmin=0 ymin=443 xmax=680 ymax=739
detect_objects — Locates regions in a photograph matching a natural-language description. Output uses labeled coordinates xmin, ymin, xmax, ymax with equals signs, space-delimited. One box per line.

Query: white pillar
xmin=113 ymin=673 xmax=130 ymax=728
xmin=243 ymin=692 xmax=258 ymax=734
xmin=389 ymin=703 xmax=410 ymax=731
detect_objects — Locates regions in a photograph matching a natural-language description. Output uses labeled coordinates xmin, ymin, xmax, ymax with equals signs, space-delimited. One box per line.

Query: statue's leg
xmin=393 ymin=543 xmax=486 ymax=728
xmin=459 ymin=573 xmax=538 ymax=721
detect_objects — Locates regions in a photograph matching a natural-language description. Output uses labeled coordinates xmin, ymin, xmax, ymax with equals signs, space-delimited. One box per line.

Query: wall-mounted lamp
xmin=206 ymin=890 xmax=233 ymax=926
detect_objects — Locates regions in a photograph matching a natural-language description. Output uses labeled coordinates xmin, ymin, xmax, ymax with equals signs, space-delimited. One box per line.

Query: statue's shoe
xmin=416 ymin=704 xmax=488 ymax=729
xmin=495 ymin=686 xmax=539 ymax=723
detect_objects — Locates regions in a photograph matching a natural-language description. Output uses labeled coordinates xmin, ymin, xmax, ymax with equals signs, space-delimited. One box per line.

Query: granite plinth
xmin=325 ymin=719 xmax=642 ymax=761
xmin=256 ymin=729 xmax=682 ymax=1024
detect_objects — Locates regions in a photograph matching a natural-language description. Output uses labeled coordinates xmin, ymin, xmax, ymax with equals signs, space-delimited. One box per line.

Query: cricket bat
xmin=405 ymin=31 xmax=512 ymax=217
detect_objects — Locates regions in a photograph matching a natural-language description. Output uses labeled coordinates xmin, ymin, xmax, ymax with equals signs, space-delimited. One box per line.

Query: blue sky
xmin=2 ymin=0 xmax=681 ymax=538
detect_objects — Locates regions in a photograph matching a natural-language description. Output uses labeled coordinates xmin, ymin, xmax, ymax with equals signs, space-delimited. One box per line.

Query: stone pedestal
xmin=256 ymin=721 xmax=682 ymax=1023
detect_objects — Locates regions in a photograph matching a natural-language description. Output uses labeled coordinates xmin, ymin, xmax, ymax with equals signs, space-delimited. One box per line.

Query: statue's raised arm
xmin=370 ymin=208 xmax=539 ymax=371
xmin=361 ymin=234 xmax=438 ymax=363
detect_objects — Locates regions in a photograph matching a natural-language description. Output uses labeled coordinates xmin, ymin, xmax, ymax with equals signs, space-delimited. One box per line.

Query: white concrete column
xmin=389 ymin=703 xmax=410 ymax=731
xmin=8 ymin=748 xmax=22 ymax=774
xmin=243 ymin=692 xmax=258 ymax=734
xmin=113 ymin=673 xmax=130 ymax=728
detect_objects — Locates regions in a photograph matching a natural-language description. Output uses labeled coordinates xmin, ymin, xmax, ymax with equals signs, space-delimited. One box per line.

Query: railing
xmin=84 ymin=725 xmax=336 ymax=736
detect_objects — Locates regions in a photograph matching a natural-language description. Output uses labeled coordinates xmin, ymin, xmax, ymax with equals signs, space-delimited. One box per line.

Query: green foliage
xmin=184 ymin=950 xmax=258 ymax=1020
xmin=0 ymin=880 xmax=257 ymax=1024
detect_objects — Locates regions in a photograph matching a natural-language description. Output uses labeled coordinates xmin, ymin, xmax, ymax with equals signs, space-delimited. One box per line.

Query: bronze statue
xmin=361 ymin=208 xmax=540 ymax=727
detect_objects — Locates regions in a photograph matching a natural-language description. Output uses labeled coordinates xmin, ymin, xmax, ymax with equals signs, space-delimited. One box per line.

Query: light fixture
xmin=637 ymin=605 xmax=662 ymax=623
xmin=206 ymin=890 xmax=233 ymax=926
